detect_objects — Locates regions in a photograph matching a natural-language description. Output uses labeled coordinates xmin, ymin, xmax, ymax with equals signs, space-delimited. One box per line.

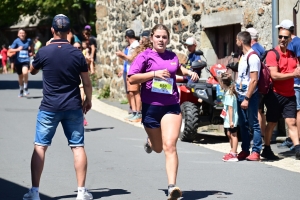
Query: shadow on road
xmin=0 ymin=178 xmax=53 ymax=199
xmin=159 ymin=189 xmax=232 ymax=199
xmin=0 ymin=80 xmax=43 ymax=90
xmin=192 ymin=134 xmax=228 ymax=145
xmin=26 ymin=96 xmax=43 ymax=99
xmin=85 ymin=127 xmax=114 ymax=132
xmin=54 ymin=188 xmax=130 ymax=199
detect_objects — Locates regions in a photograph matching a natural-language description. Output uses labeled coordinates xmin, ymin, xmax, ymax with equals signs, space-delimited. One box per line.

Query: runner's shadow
xmin=0 ymin=80 xmax=43 ymax=90
xmin=85 ymin=127 xmax=114 ymax=132
xmin=26 ymin=96 xmax=43 ymax=99
xmin=193 ymin=134 xmax=229 ymax=145
xmin=160 ymin=189 xmax=233 ymax=199
xmin=54 ymin=188 xmax=130 ymax=199
xmin=278 ymin=150 xmax=296 ymax=159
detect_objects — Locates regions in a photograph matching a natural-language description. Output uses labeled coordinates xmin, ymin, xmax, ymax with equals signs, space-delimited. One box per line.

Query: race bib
xmin=151 ymin=78 xmax=173 ymax=94
xmin=220 ymin=109 xmax=227 ymax=118
xmin=19 ymin=50 xmax=29 ymax=58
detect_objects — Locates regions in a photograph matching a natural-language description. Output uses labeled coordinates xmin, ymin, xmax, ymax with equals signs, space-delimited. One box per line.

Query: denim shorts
xmin=35 ymin=109 xmax=84 ymax=147
xmin=142 ymin=103 xmax=181 ymax=128
xmin=295 ymin=87 xmax=300 ymax=110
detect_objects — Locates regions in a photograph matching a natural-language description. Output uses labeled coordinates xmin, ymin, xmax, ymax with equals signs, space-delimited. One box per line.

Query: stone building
xmin=95 ymin=0 xmax=300 ymax=100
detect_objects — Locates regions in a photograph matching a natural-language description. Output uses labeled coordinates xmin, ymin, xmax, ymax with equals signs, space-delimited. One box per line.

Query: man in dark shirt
xmin=23 ymin=14 xmax=93 ymax=200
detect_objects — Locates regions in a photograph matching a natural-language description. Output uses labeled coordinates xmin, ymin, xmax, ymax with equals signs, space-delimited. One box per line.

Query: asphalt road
xmin=0 ymin=73 xmax=300 ymax=200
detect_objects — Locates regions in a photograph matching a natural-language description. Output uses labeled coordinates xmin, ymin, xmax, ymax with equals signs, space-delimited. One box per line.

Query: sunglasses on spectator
xmin=278 ymin=35 xmax=289 ymax=40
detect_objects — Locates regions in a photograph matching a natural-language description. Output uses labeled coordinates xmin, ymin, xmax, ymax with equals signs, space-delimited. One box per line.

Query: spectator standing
xmin=246 ymin=28 xmax=266 ymax=141
xmin=219 ymin=73 xmax=239 ymax=162
xmin=235 ymin=31 xmax=262 ymax=161
xmin=117 ymin=46 xmax=132 ymax=114
xmin=23 ymin=14 xmax=93 ymax=200
xmin=276 ymin=20 xmax=300 ymax=150
xmin=128 ymin=24 xmax=199 ymax=199
xmin=82 ymin=26 xmax=97 ymax=75
xmin=116 ymin=29 xmax=141 ymax=122
xmin=1 ymin=44 xmax=8 ymax=74
xmin=34 ymin=36 xmax=42 ymax=54
xmin=263 ymin=23 xmax=300 ymax=160
xmin=9 ymin=29 xmax=33 ymax=97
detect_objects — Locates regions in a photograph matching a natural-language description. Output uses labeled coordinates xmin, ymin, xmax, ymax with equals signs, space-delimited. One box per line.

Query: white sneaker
xmin=76 ymin=190 xmax=93 ymax=200
xmin=168 ymin=186 xmax=182 ymax=200
xmin=23 ymin=189 xmax=40 ymax=200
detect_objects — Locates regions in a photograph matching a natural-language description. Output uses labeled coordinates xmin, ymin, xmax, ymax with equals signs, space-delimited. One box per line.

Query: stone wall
xmin=95 ymin=0 xmax=272 ymax=100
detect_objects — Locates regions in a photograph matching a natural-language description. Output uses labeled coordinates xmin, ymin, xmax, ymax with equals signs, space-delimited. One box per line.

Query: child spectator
xmin=82 ymin=41 xmax=92 ymax=67
xmin=219 ymin=73 xmax=239 ymax=162
xmin=1 ymin=44 xmax=8 ymax=74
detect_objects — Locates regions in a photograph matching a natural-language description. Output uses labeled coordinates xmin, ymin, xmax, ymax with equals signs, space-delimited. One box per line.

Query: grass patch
xmin=98 ymin=84 xmax=110 ymax=99
xmin=120 ymin=99 xmax=128 ymax=104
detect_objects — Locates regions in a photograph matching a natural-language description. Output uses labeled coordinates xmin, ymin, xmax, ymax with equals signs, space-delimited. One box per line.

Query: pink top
xmin=128 ymin=48 xmax=180 ymax=106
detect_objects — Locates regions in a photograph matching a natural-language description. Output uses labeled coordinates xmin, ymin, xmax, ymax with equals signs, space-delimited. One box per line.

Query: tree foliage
xmin=0 ymin=0 xmax=95 ymax=28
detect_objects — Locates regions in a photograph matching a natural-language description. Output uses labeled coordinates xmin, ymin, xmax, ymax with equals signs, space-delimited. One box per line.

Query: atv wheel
xmin=180 ymin=101 xmax=199 ymax=142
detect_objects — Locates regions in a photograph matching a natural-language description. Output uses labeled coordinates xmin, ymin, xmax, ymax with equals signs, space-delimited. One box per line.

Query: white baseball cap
xmin=275 ymin=19 xmax=294 ymax=29
xmin=185 ymin=37 xmax=196 ymax=45
xmin=246 ymin=28 xmax=258 ymax=39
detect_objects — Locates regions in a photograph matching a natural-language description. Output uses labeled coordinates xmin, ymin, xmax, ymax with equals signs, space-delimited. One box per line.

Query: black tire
xmin=180 ymin=101 xmax=199 ymax=142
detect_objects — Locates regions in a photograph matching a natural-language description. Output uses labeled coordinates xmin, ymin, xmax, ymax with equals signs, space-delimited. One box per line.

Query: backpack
xmin=246 ymin=49 xmax=280 ymax=95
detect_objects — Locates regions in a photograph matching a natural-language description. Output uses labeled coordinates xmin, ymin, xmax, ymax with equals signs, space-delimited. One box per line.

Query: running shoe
xmin=222 ymin=153 xmax=238 ymax=162
xmin=18 ymin=90 xmax=24 ymax=98
xmin=76 ymin=190 xmax=93 ymax=200
xmin=246 ymin=152 xmax=260 ymax=161
xmin=23 ymin=189 xmax=40 ymax=200
xmin=277 ymin=137 xmax=293 ymax=149
xmin=295 ymin=145 xmax=300 ymax=160
xmin=168 ymin=186 xmax=182 ymax=200
xmin=124 ymin=113 xmax=135 ymax=121
xmin=261 ymin=147 xmax=279 ymax=160
xmin=129 ymin=113 xmax=142 ymax=122
xmin=24 ymin=88 xmax=30 ymax=96
xmin=237 ymin=150 xmax=250 ymax=161
xmin=144 ymin=138 xmax=152 ymax=154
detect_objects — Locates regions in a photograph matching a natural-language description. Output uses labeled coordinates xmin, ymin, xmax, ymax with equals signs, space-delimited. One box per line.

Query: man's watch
xmin=245 ymin=96 xmax=250 ymax=101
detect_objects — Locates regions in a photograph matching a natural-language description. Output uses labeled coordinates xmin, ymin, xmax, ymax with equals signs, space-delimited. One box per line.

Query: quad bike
xmin=177 ymin=51 xmax=238 ymax=142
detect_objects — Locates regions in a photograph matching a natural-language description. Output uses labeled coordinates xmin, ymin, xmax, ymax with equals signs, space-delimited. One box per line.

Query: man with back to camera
xmin=23 ymin=14 xmax=93 ymax=200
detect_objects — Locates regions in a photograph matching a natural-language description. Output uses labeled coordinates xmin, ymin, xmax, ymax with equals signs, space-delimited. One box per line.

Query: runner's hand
xmin=154 ymin=69 xmax=170 ymax=80
xmin=230 ymin=122 xmax=234 ymax=128
xmin=82 ymin=99 xmax=92 ymax=114
xmin=17 ymin=46 xmax=23 ymax=51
